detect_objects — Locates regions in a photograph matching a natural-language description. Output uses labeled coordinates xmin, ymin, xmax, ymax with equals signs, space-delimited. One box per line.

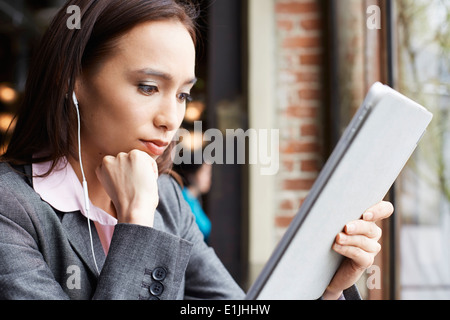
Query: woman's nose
xmin=153 ymin=96 xmax=180 ymax=132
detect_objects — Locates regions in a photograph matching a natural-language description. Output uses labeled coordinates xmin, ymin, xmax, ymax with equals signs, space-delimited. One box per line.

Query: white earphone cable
xmin=72 ymin=92 xmax=100 ymax=276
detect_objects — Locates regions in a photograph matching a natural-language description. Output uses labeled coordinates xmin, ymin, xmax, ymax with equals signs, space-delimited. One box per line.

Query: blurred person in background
xmin=172 ymin=147 xmax=212 ymax=243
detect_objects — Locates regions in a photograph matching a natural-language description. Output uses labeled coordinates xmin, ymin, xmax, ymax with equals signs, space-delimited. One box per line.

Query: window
xmin=393 ymin=0 xmax=450 ymax=299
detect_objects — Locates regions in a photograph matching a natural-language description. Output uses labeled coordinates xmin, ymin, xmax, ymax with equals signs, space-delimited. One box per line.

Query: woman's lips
xmin=140 ymin=140 xmax=169 ymax=156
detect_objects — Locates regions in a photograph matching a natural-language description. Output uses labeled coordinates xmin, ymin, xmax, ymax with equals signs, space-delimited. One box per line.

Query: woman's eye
xmin=139 ymin=84 xmax=158 ymax=95
xmin=178 ymin=93 xmax=193 ymax=103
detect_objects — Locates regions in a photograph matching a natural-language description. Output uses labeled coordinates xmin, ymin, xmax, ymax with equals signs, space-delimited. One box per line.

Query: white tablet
xmin=246 ymin=82 xmax=433 ymax=300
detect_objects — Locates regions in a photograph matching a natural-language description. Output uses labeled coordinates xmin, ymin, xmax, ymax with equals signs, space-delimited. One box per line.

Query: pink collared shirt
xmin=32 ymin=158 xmax=116 ymax=254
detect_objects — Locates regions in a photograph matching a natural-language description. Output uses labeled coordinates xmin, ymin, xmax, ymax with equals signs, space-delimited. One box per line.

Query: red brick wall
xmin=274 ymin=0 xmax=325 ymax=236
xmin=271 ymin=0 xmax=388 ymax=299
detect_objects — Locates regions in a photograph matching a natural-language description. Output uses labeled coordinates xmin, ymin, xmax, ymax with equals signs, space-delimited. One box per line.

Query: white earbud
xmin=72 ymin=91 xmax=79 ymax=106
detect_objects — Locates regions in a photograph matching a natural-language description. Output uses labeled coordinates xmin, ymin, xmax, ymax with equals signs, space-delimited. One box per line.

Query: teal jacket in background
xmin=181 ymin=188 xmax=211 ymax=242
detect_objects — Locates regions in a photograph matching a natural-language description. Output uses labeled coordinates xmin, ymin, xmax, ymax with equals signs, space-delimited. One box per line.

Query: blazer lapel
xmin=61 ymin=211 xmax=106 ymax=276
xmin=23 ymin=162 xmax=106 ymax=277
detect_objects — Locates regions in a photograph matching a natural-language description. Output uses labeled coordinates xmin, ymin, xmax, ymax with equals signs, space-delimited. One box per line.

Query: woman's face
xmin=76 ymin=20 xmax=196 ymax=162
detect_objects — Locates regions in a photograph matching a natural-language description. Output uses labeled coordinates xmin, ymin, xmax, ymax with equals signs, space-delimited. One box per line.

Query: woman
xmin=0 ymin=0 xmax=392 ymax=300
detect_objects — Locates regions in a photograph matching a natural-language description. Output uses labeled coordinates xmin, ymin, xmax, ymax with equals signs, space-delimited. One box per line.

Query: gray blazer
xmin=0 ymin=162 xmax=360 ymax=300
xmin=0 ymin=162 xmax=245 ymax=300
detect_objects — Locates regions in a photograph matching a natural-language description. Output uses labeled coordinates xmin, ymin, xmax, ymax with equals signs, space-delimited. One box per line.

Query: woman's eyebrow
xmin=135 ymin=68 xmax=197 ymax=86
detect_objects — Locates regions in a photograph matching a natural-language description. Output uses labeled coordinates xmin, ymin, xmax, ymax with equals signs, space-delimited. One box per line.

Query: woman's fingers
xmin=333 ymin=243 xmax=375 ymax=270
xmin=325 ymin=201 xmax=394 ymax=299
xmin=334 ymin=230 xmax=381 ymax=270
xmin=342 ymin=201 xmax=393 ymax=241
xmin=336 ymin=233 xmax=382 ymax=253
xmin=344 ymin=220 xmax=382 ymax=240
xmin=362 ymin=201 xmax=394 ymax=222
xmin=96 ymin=149 xmax=159 ymax=227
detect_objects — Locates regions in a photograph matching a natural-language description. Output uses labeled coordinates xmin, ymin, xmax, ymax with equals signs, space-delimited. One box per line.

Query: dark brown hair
xmin=1 ymin=0 xmax=199 ymax=176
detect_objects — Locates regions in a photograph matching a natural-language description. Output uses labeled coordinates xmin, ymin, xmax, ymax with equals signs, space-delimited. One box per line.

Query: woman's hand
xmin=95 ymin=150 xmax=159 ymax=227
xmin=322 ymin=201 xmax=394 ymax=300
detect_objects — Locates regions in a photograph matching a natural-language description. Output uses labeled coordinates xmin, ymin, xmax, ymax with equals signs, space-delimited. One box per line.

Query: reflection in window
xmin=394 ymin=0 xmax=450 ymax=299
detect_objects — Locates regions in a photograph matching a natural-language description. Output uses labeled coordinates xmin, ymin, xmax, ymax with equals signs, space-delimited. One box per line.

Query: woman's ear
xmin=73 ymin=77 xmax=81 ymax=99
xmin=66 ymin=77 xmax=81 ymax=101
xmin=72 ymin=76 xmax=86 ymax=107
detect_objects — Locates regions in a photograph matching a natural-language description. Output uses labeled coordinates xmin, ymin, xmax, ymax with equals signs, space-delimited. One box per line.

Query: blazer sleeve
xmin=0 ymin=186 xmax=70 ymax=299
xmin=156 ymin=176 xmax=245 ymax=300
xmin=95 ymin=174 xmax=246 ymax=300
xmin=159 ymin=175 xmax=246 ymax=300
xmin=0 ymin=184 xmax=195 ymax=300
xmin=94 ymin=223 xmax=194 ymax=300
xmin=343 ymin=285 xmax=362 ymax=300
